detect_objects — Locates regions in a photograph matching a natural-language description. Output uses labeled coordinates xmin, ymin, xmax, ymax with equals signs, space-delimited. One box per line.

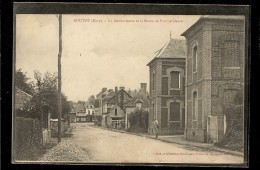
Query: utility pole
xmin=58 ymin=14 xmax=62 ymax=143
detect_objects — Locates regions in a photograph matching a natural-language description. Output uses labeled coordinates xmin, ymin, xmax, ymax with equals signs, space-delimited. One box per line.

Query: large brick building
xmin=181 ymin=16 xmax=245 ymax=142
xmin=147 ymin=38 xmax=187 ymax=135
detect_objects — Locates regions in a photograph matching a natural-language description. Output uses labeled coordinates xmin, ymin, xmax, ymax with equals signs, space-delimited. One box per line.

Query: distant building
xmin=85 ymin=101 xmax=95 ymax=122
xmin=181 ymin=16 xmax=245 ymax=142
xmin=147 ymin=38 xmax=187 ymax=135
xmin=70 ymin=103 xmax=87 ymax=122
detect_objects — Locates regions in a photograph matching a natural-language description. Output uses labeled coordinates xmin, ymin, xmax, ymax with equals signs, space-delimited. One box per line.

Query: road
xmin=68 ymin=123 xmax=243 ymax=164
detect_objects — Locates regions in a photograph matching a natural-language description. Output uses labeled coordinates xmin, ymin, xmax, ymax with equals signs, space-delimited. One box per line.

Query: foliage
xmin=33 ymin=70 xmax=71 ymax=119
xmin=15 ymin=69 xmax=34 ymax=95
xmin=127 ymin=109 xmax=148 ymax=133
xmin=15 ymin=69 xmax=71 ymax=119
xmin=15 ymin=117 xmax=43 ymax=160
xmin=214 ymin=105 xmax=244 ymax=152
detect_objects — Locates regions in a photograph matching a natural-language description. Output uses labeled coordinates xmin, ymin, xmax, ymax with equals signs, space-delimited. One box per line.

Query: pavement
xmin=94 ymin=125 xmax=244 ymax=158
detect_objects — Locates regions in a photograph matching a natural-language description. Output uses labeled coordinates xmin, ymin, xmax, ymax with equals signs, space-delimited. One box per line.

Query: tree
xmin=88 ymin=95 xmax=95 ymax=105
xmin=33 ymin=70 xmax=71 ymax=119
xmin=15 ymin=69 xmax=34 ymax=95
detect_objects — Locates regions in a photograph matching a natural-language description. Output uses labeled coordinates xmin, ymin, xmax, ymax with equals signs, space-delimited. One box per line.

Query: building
xmin=147 ymin=38 xmax=187 ymax=135
xmin=102 ymin=86 xmax=133 ymax=128
xmin=70 ymin=103 xmax=87 ymax=122
xmin=181 ymin=16 xmax=245 ymax=142
xmin=15 ymin=87 xmax=33 ymax=110
xmin=85 ymin=101 xmax=95 ymax=122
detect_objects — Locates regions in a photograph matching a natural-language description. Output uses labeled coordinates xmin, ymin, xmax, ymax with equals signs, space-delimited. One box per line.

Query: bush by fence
xmin=127 ymin=110 xmax=148 ymax=133
xmin=214 ymin=105 xmax=244 ymax=152
xmin=15 ymin=117 xmax=43 ymax=160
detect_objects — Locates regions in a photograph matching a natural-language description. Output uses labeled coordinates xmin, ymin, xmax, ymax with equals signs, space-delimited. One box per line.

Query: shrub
xmin=15 ymin=117 xmax=43 ymax=160
xmin=214 ymin=105 xmax=244 ymax=152
xmin=128 ymin=109 xmax=148 ymax=133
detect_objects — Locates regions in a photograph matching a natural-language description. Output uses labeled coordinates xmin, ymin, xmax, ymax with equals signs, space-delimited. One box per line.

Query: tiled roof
xmin=155 ymin=38 xmax=187 ymax=58
xmin=71 ymin=103 xmax=85 ymax=113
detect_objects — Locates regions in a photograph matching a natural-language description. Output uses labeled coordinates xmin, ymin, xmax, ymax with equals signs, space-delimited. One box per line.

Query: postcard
xmin=13 ymin=3 xmax=249 ymax=167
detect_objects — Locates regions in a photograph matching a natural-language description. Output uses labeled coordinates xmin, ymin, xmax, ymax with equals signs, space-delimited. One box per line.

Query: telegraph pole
xmin=58 ymin=14 xmax=62 ymax=143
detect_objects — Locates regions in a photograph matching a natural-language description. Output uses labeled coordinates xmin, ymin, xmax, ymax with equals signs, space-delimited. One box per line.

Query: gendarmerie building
xmin=181 ymin=16 xmax=245 ymax=142
xmin=147 ymin=37 xmax=187 ymax=135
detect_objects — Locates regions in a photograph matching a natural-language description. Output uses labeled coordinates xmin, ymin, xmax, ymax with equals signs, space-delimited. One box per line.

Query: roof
xmin=124 ymin=97 xmax=149 ymax=107
xmin=181 ymin=15 xmax=245 ymax=37
xmin=71 ymin=103 xmax=85 ymax=113
xmin=147 ymin=38 xmax=187 ymax=66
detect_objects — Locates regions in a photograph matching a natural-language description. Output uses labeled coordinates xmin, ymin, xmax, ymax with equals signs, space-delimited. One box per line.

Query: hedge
xmin=15 ymin=117 xmax=43 ymax=160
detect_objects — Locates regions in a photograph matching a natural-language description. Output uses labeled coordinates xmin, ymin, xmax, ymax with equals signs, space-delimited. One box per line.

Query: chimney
xmin=141 ymin=83 xmax=147 ymax=93
xmin=115 ymin=86 xmax=118 ymax=104
xmin=102 ymin=87 xmax=107 ymax=92
xmin=119 ymin=86 xmax=125 ymax=90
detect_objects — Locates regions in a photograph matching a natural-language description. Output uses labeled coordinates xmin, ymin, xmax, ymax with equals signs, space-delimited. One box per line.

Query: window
xmin=152 ymin=73 xmax=155 ymax=90
xmin=92 ymin=111 xmax=94 ymax=115
xmin=223 ymin=41 xmax=240 ymax=67
xmin=193 ymin=46 xmax=198 ymax=72
xmin=224 ymin=89 xmax=238 ymax=107
xmin=170 ymin=71 xmax=180 ymax=88
xmin=170 ymin=102 xmax=180 ymax=121
xmin=192 ymin=91 xmax=198 ymax=120
xmin=115 ymin=108 xmax=117 ymax=116
xmin=88 ymin=110 xmax=90 ymax=115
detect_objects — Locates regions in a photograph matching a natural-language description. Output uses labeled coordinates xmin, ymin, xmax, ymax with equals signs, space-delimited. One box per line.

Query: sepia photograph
xmin=12 ymin=3 xmax=249 ymax=166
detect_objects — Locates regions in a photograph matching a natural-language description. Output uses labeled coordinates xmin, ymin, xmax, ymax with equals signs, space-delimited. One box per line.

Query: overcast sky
xmin=16 ymin=14 xmax=201 ymax=102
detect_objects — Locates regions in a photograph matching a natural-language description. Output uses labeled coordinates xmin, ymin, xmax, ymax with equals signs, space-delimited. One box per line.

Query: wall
xmin=185 ymin=18 xmax=245 ymax=143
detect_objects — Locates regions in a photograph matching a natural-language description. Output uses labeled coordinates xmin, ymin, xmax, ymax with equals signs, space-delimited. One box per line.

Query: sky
xmin=16 ymin=14 xmax=201 ymax=102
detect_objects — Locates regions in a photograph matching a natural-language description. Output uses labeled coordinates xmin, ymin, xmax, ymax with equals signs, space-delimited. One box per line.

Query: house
xmin=70 ymin=103 xmax=87 ymax=122
xmin=181 ymin=16 xmax=245 ymax=142
xmin=107 ymin=104 xmax=126 ymax=130
xmin=147 ymin=37 xmax=187 ymax=135
xmin=15 ymin=87 xmax=33 ymax=110
xmin=85 ymin=101 xmax=95 ymax=122
xmin=102 ymin=86 xmax=133 ymax=128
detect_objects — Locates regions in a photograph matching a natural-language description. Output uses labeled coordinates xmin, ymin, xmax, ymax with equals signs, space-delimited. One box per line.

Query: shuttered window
xmin=170 ymin=102 xmax=180 ymax=121
xmin=170 ymin=71 xmax=180 ymax=88
xmin=193 ymin=46 xmax=198 ymax=72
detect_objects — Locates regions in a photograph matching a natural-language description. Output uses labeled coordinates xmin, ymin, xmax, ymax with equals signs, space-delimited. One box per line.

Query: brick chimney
xmin=102 ymin=87 xmax=107 ymax=92
xmin=141 ymin=83 xmax=147 ymax=93
xmin=115 ymin=86 xmax=118 ymax=105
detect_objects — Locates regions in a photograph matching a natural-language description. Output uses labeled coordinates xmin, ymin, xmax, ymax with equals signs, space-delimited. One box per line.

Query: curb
xmin=91 ymin=125 xmax=243 ymax=157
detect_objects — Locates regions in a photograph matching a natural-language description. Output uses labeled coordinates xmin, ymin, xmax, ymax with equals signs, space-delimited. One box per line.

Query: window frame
xmin=193 ymin=46 xmax=198 ymax=73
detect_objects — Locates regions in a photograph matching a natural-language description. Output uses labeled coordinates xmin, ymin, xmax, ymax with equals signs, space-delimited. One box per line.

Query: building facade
xmin=181 ymin=16 xmax=245 ymax=142
xmin=147 ymin=38 xmax=187 ymax=135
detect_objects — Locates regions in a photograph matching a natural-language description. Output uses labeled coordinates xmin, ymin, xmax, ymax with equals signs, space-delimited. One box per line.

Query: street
xmin=68 ymin=123 xmax=243 ymax=164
